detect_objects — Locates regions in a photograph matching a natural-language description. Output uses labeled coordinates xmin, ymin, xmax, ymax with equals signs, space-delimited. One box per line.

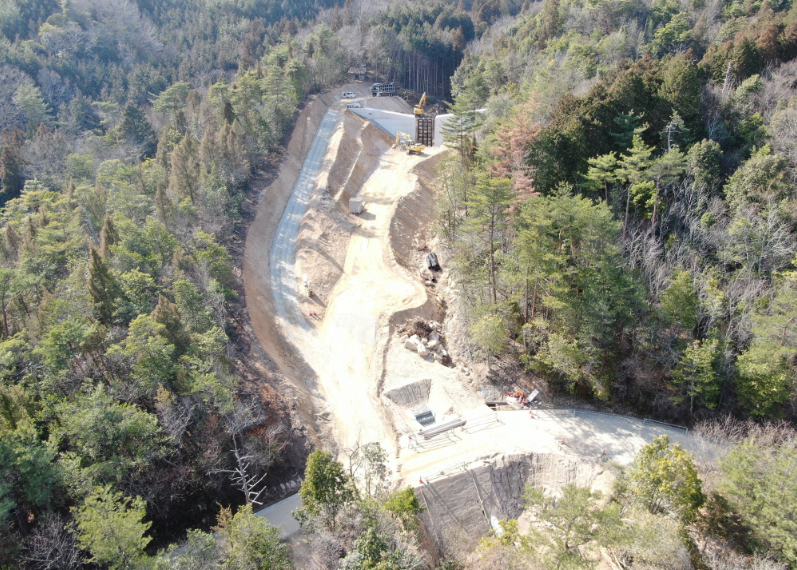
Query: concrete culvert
xmin=383 ymin=378 xmax=432 ymax=408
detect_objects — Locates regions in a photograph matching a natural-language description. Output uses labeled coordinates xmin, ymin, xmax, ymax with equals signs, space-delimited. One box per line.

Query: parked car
xmin=342 ymin=91 xmax=357 ymax=99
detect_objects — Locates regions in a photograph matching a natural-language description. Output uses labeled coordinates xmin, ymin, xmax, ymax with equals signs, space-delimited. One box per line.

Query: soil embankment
xmin=295 ymin=111 xmax=394 ymax=317
xmin=243 ymin=89 xmax=339 ymax=442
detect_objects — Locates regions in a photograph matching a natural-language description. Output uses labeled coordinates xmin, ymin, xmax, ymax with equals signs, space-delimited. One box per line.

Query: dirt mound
xmin=397 ymin=317 xmax=435 ymax=338
xmin=295 ymin=110 xmax=393 ymax=318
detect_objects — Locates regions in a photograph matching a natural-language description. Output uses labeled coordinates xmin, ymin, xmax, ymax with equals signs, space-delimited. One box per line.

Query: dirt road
xmin=267 ymin=90 xmax=432 ymax=458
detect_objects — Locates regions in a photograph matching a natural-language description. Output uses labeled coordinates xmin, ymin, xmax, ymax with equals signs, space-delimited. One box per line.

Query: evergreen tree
xmin=617 ymin=134 xmax=654 ymax=239
xmin=296 ymin=450 xmax=354 ymax=526
xmin=466 ymin=175 xmax=513 ymax=304
xmin=73 ymin=486 xmax=151 ymax=570
xmin=88 ymin=248 xmax=119 ymax=326
xmin=672 ymin=339 xmax=721 ymax=414
xmin=627 ymin=435 xmax=705 ymax=524
xmin=0 ymin=127 xmax=26 ymax=199
xmin=584 ymin=152 xmax=619 ymax=203
xmin=646 ymin=146 xmax=686 ymax=234
xmin=169 ymin=133 xmax=200 ymax=203
xmin=99 ymin=213 xmax=119 ymax=258
xmin=118 ymin=104 xmax=156 ymax=158
xmin=151 ymin=294 xmax=191 ymax=356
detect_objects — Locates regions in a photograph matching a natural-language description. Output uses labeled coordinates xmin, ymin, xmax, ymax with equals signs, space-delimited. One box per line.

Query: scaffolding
xmin=415 ymin=116 xmax=434 ymax=147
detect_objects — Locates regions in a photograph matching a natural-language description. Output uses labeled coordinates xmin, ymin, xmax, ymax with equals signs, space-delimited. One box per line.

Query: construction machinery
xmin=371 ymin=82 xmax=396 ymax=97
xmin=394 ymin=131 xmax=426 ymax=155
xmin=414 ymin=92 xmax=427 ymax=115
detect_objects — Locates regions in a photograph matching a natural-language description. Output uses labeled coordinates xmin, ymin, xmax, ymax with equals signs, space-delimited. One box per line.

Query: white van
xmin=342 ymin=92 xmax=357 ymax=99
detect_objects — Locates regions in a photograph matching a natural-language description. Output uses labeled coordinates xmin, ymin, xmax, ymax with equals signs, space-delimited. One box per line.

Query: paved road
xmin=255 ymin=494 xmax=301 ymax=539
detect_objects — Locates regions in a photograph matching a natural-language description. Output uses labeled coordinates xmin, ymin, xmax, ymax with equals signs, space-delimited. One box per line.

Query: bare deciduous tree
xmin=23 ymin=514 xmax=82 ymax=570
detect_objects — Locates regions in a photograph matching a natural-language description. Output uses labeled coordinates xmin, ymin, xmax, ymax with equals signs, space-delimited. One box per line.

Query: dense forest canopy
xmin=440 ymin=0 xmax=797 ymax=425
xmin=0 ymin=0 xmax=796 ymax=567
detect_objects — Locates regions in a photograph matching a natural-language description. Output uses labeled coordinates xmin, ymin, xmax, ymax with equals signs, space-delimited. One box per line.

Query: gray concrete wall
xmin=350 ymin=108 xmax=415 ymax=139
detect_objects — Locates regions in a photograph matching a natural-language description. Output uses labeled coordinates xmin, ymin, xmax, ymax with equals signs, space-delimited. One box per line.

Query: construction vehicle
xmin=394 ymin=131 xmax=425 ymax=155
xmin=414 ymin=92 xmax=427 ymax=115
xmin=371 ymin=82 xmax=396 ymax=97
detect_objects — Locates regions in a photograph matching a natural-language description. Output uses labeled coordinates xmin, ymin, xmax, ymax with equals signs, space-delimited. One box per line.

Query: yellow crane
xmin=394 ymin=131 xmax=426 ymax=155
xmin=414 ymin=92 xmax=427 ymax=115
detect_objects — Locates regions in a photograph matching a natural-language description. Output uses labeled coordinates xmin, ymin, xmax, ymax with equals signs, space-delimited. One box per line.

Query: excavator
xmin=394 ymin=131 xmax=425 ymax=155
xmin=414 ymin=92 xmax=427 ymax=115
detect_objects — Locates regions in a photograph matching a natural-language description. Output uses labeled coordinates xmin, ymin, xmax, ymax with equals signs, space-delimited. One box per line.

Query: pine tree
xmin=466 ymin=174 xmax=514 ymax=304
xmin=539 ymin=0 xmax=561 ymax=47
xmin=617 ymin=134 xmax=654 ymax=239
xmin=88 ymin=248 xmax=119 ymax=325
xmin=584 ymin=152 xmax=619 ymax=204
xmin=73 ymin=486 xmax=152 ymax=570
xmin=0 ymin=127 xmax=26 ymax=199
xmin=154 ymin=181 xmax=172 ymax=222
xmin=119 ymin=104 xmax=156 ymax=158
xmin=672 ymin=339 xmax=720 ymax=414
xmin=646 ymin=147 xmax=685 ymax=234
xmin=151 ymin=295 xmax=190 ymax=356
xmin=169 ymin=133 xmax=200 ymax=203
xmin=99 ymin=214 xmax=119 ymax=258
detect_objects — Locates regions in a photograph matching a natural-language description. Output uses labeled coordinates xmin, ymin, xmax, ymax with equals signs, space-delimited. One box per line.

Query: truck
xmin=371 ymin=82 xmax=396 ymax=97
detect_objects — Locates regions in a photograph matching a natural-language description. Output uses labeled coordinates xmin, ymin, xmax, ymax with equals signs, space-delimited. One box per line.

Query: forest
xmin=0 ymin=0 xmax=795 ymax=568
xmin=439 ymin=0 xmax=797 ymax=425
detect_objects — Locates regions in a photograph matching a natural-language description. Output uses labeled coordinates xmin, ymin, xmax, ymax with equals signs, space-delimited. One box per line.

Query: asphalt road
xmin=255 ymin=493 xmax=301 ymax=539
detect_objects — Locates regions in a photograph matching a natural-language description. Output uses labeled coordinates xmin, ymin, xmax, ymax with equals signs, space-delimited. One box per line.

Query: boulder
xmin=404 ymin=339 xmax=418 ymax=350
xmin=434 ymin=353 xmax=443 ymax=363
xmin=417 ymin=344 xmax=429 ymax=357
xmin=427 ymin=339 xmax=438 ymax=349
xmin=400 ymin=335 xmax=409 ymax=344
xmin=429 ymin=331 xmax=439 ymax=342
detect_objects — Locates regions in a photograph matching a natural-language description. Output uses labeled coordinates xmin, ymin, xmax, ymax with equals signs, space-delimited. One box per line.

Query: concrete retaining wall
xmin=350 ymin=108 xmax=415 ymax=139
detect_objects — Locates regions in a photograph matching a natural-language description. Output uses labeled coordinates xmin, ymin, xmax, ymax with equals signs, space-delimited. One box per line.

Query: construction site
xmin=242 ymin=83 xmax=691 ymax=555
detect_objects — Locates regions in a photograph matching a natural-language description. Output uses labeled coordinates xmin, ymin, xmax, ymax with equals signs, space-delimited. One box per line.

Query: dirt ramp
xmin=383 ymin=379 xmax=432 ymax=408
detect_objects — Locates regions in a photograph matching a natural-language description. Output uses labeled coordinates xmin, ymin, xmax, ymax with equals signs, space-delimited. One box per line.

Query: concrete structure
xmin=350 ymin=108 xmax=416 ymax=139
xmin=434 ymin=113 xmax=453 ymax=148
xmin=349 ymin=196 xmax=363 ymax=214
